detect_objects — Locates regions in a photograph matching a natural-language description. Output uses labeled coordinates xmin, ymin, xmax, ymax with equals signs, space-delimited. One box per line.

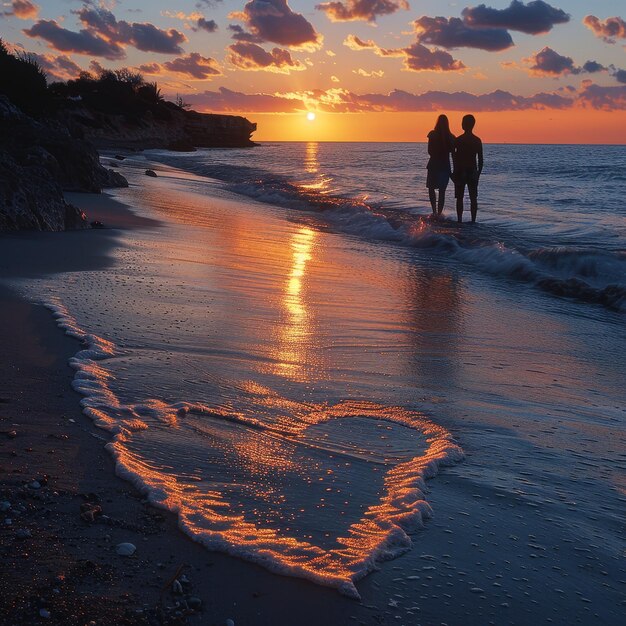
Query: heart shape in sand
xmin=48 ymin=300 xmax=463 ymax=599
xmin=110 ymin=399 xmax=464 ymax=599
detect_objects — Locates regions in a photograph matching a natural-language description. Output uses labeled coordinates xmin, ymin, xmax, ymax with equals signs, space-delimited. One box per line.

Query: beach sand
xmin=0 ymin=193 xmax=384 ymax=626
xmin=1 ymin=166 xmax=623 ymax=626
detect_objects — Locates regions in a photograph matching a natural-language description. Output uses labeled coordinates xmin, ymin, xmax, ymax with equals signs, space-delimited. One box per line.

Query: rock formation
xmin=0 ymin=96 xmax=127 ymax=231
xmin=66 ymin=104 xmax=257 ymax=151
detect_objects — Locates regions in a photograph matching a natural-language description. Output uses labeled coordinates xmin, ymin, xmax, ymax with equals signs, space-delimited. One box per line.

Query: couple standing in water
xmin=427 ymin=114 xmax=483 ymax=223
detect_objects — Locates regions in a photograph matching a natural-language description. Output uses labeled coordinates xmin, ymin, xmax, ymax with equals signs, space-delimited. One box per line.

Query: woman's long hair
xmin=432 ymin=114 xmax=454 ymax=151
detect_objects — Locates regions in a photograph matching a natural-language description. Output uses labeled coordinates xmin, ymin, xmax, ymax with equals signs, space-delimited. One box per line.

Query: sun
xmin=306 ymin=112 xmax=316 ymax=122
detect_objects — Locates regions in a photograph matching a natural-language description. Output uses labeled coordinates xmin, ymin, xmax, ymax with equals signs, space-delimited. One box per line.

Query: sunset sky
xmin=1 ymin=1 xmax=625 ymax=142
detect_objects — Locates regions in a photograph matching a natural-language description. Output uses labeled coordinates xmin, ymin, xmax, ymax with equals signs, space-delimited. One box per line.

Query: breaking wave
xmin=151 ymin=151 xmax=626 ymax=312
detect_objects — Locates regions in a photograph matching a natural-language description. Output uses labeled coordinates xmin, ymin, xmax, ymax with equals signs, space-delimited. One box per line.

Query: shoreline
xmin=2 ymin=158 xmax=623 ymax=626
xmin=0 ymin=189 xmax=381 ymax=626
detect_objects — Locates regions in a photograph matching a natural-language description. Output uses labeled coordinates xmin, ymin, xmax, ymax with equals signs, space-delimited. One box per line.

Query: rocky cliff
xmin=0 ymin=96 xmax=127 ymax=231
xmin=67 ymin=104 xmax=257 ymax=151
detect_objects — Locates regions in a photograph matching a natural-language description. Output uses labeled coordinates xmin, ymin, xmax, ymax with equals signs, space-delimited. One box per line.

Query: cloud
xmin=229 ymin=0 xmax=322 ymax=49
xmin=354 ymin=68 xmax=384 ymax=77
xmin=184 ymin=86 xmax=303 ymax=112
xmin=4 ymin=0 xmax=39 ymax=20
xmin=403 ymin=42 xmax=467 ymax=71
xmin=76 ymin=6 xmax=187 ymax=55
xmin=524 ymin=47 xmax=607 ymax=77
xmin=413 ymin=16 xmax=514 ymax=51
xmin=581 ymin=60 xmax=606 ymax=74
xmin=228 ymin=23 xmax=264 ymax=43
xmin=196 ymin=17 xmax=218 ymax=33
xmin=23 ymin=20 xmax=126 ymax=60
xmin=228 ymin=42 xmax=305 ymax=73
xmin=583 ymin=15 xmax=626 ymax=44
xmin=25 ymin=7 xmax=189 ymax=59
xmin=344 ymin=34 xmax=465 ymax=72
xmin=316 ymin=0 xmax=408 ymax=23
xmin=344 ymin=35 xmax=380 ymax=51
xmin=577 ymin=82 xmax=626 ymax=110
xmin=462 ymin=1 xmax=569 ymax=35
xmin=137 ymin=62 xmax=162 ymax=75
xmin=613 ymin=69 xmax=626 ymax=84
xmin=180 ymin=83 xmax=626 ymax=114
xmin=163 ymin=53 xmax=222 ymax=79
xmin=162 ymin=11 xmax=218 ymax=33
xmin=30 ymin=52 xmax=82 ymax=81
xmin=525 ymin=47 xmax=576 ymax=75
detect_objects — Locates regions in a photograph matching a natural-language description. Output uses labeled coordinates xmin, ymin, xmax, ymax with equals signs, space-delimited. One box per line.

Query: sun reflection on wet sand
xmin=269 ymin=227 xmax=318 ymax=381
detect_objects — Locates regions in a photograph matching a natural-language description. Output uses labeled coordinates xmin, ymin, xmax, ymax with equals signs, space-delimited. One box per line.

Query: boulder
xmin=0 ymin=95 xmax=126 ymax=231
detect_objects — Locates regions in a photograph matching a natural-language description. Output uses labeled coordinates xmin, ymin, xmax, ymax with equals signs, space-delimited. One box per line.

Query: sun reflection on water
xmin=269 ymin=226 xmax=318 ymax=381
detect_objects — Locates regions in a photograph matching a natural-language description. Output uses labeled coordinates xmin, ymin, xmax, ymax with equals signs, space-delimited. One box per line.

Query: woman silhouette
xmin=426 ymin=115 xmax=455 ymax=218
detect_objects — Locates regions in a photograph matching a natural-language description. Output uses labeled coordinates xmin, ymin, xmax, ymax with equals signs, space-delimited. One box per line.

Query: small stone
xmin=188 ymin=597 xmax=202 ymax=610
xmin=226 ymin=620 xmax=235 ymax=626
xmin=172 ymin=579 xmax=183 ymax=595
xmin=7 ymin=430 xmax=17 ymax=438
xmin=29 ymin=481 xmax=41 ymax=490
xmin=16 ymin=529 xmax=31 ymax=539
xmin=0 ymin=501 xmax=10 ymax=512
xmin=4 ymin=518 xmax=12 ymax=526
xmin=145 ymin=169 xmax=158 ymax=178
xmin=116 ymin=542 xmax=136 ymax=557
xmin=39 ymin=609 xmax=50 ymax=619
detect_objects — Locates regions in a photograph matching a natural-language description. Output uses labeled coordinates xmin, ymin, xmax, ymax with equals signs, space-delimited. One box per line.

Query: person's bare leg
xmin=470 ymin=195 xmax=478 ymax=223
xmin=456 ymin=196 xmax=464 ymax=223
xmin=437 ymin=189 xmax=446 ymax=216
xmin=429 ymin=188 xmax=437 ymax=216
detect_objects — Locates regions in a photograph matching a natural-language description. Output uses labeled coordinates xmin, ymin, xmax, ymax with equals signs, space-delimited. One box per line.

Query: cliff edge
xmin=0 ymin=96 xmax=127 ymax=231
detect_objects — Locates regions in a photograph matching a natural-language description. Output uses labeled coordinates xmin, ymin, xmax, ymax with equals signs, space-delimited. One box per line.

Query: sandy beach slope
xmin=0 ymin=191 xmax=393 ymax=626
xmin=1 ymin=157 xmax=624 ymax=626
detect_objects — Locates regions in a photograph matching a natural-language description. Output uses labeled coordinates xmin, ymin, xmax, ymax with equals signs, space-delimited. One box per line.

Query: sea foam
xmin=43 ymin=296 xmax=464 ymax=599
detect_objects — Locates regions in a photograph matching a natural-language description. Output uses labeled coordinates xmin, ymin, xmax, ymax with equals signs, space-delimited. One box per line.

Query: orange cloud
xmin=6 ymin=0 xmax=39 ymax=20
xmin=229 ymin=0 xmax=322 ymax=50
xmin=316 ymin=0 xmax=408 ymax=23
xmin=583 ymin=15 xmax=626 ymax=44
xmin=343 ymin=34 xmax=465 ymax=72
xmin=180 ymin=83 xmax=626 ymax=114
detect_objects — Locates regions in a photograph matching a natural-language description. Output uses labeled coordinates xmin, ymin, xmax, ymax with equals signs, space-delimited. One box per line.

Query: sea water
xmin=8 ymin=143 xmax=626 ymax=604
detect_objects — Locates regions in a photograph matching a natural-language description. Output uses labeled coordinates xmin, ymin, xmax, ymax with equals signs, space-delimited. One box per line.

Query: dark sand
xmin=0 ymin=193 xmax=380 ymax=626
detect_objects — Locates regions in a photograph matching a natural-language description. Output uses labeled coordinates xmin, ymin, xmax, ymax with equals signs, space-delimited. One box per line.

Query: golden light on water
xmin=271 ymin=226 xmax=317 ymax=380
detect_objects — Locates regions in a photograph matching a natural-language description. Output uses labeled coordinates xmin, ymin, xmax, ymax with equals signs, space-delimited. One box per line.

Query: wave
xmin=151 ymin=151 xmax=626 ymax=312
xmin=43 ymin=297 xmax=464 ymax=599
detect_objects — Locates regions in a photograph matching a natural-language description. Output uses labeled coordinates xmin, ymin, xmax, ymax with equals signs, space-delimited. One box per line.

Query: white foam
xmin=42 ymin=297 xmax=465 ymax=599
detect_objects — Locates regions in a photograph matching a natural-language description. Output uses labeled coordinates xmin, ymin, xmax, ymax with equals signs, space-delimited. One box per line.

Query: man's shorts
xmin=454 ymin=168 xmax=479 ymax=198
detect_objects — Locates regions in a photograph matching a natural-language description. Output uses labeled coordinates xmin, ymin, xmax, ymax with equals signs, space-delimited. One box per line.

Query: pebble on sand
xmin=116 ymin=542 xmax=136 ymax=556
xmin=145 ymin=169 xmax=158 ymax=178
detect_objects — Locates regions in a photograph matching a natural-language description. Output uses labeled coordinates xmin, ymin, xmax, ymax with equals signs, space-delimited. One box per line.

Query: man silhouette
xmin=453 ymin=115 xmax=483 ymax=223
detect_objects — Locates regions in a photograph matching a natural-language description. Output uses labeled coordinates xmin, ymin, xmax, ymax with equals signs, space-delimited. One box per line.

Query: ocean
xmin=9 ymin=142 xmax=626 ymax=619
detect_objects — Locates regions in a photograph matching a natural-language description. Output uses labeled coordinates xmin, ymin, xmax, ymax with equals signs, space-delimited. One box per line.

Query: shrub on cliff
xmin=0 ymin=39 xmax=48 ymax=114
xmin=50 ymin=69 xmax=177 ymax=123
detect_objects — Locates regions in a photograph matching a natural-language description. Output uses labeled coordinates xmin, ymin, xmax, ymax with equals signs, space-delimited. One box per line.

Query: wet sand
xmin=1 ymin=174 xmax=624 ymax=626
xmin=0 ymin=192 xmax=384 ymax=626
